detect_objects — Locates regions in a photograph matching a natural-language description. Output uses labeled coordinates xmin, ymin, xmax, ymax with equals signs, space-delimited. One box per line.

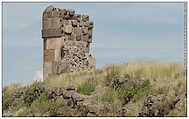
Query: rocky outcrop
xmin=138 ymin=93 xmax=186 ymax=117
xmin=38 ymin=85 xmax=87 ymax=106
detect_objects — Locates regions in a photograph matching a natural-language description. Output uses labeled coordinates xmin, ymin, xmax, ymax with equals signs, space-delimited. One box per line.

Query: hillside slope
xmin=3 ymin=61 xmax=186 ymax=117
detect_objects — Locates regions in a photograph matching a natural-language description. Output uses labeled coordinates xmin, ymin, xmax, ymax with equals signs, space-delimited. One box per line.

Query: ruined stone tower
xmin=42 ymin=5 xmax=96 ymax=78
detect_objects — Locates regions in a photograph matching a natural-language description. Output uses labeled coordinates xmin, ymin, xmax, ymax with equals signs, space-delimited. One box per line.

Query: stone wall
xmin=42 ymin=5 xmax=96 ymax=78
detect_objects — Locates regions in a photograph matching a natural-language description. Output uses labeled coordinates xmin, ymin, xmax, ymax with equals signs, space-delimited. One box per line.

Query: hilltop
xmin=3 ymin=61 xmax=186 ymax=117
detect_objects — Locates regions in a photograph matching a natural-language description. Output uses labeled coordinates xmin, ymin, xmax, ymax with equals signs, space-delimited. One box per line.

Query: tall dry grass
xmin=3 ymin=61 xmax=186 ymax=116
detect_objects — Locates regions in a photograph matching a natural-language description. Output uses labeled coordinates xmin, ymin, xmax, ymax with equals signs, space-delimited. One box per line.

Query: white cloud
xmin=33 ymin=69 xmax=43 ymax=82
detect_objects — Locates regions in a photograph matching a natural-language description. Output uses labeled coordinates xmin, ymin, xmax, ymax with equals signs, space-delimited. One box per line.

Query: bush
xmin=23 ymin=82 xmax=41 ymax=106
xmin=11 ymin=98 xmax=25 ymax=111
xmin=77 ymin=77 xmax=97 ymax=95
xmin=117 ymin=80 xmax=151 ymax=105
xmin=3 ymin=88 xmax=13 ymax=110
xmin=117 ymin=83 xmax=135 ymax=105
xmin=2 ymin=84 xmax=21 ymax=110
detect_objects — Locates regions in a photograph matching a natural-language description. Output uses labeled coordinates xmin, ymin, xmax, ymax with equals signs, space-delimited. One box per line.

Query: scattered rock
xmin=63 ymin=90 xmax=73 ymax=99
xmin=87 ymin=112 xmax=96 ymax=117
xmin=110 ymin=76 xmax=128 ymax=90
xmin=65 ymin=85 xmax=76 ymax=91
xmin=175 ymin=92 xmax=186 ymax=109
xmin=138 ymin=93 xmax=185 ymax=117
xmin=117 ymin=108 xmax=127 ymax=117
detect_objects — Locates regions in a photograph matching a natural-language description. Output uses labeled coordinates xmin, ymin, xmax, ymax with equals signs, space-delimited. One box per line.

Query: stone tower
xmin=42 ymin=5 xmax=96 ymax=78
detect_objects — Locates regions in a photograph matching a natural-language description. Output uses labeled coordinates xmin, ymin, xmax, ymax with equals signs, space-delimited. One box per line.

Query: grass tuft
xmin=77 ymin=77 xmax=97 ymax=95
xmin=103 ymin=65 xmax=120 ymax=86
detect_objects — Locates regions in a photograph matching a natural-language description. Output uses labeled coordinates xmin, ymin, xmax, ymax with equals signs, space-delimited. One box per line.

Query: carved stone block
xmin=42 ymin=29 xmax=62 ymax=38
xmin=44 ymin=49 xmax=55 ymax=62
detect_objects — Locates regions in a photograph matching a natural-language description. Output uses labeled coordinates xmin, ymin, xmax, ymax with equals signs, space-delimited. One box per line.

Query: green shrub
xmin=2 ymin=85 xmax=21 ymax=110
xmin=77 ymin=77 xmax=97 ymax=95
xmin=23 ymin=82 xmax=41 ymax=106
xmin=117 ymin=80 xmax=151 ymax=105
xmin=3 ymin=88 xmax=13 ymax=110
xmin=117 ymin=83 xmax=135 ymax=105
xmin=11 ymin=98 xmax=25 ymax=111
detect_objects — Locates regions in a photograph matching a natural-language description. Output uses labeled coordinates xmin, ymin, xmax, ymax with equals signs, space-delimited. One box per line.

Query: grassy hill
xmin=3 ymin=61 xmax=186 ymax=117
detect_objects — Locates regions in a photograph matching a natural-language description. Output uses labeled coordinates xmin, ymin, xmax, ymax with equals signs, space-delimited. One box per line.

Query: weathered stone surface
xmin=54 ymin=61 xmax=70 ymax=74
xmin=82 ymin=27 xmax=88 ymax=35
xmin=65 ymin=85 xmax=76 ymax=91
xmin=72 ymin=20 xmax=78 ymax=27
xmin=64 ymin=24 xmax=73 ymax=34
xmin=63 ymin=91 xmax=73 ymax=99
xmin=110 ymin=76 xmax=128 ymax=90
xmin=83 ymin=21 xmax=89 ymax=27
xmin=44 ymin=49 xmax=55 ymax=62
xmin=69 ymin=9 xmax=75 ymax=16
xmin=42 ymin=6 xmax=95 ymax=78
xmin=71 ymin=33 xmax=76 ymax=41
xmin=42 ymin=29 xmax=62 ymax=38
xmin=82 ymin=14 xmax=89 ymax=22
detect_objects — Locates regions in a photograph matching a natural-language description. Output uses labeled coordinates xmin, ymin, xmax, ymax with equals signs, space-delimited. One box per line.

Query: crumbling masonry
xmin=42 ymin=5 xmax=96 ymax=78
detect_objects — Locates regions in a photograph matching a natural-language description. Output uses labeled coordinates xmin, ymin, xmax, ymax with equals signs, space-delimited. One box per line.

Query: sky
xmin=3 ymin=2 xmax=185 ymax=86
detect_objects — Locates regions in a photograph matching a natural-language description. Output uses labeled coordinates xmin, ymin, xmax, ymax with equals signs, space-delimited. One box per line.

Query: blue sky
xmin=3 ymin=2 xmax=185 ymax=86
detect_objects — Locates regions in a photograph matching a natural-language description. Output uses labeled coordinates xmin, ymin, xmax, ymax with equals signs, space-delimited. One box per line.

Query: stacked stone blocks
xmin=42 ymin=5 xmax=96 ymax=78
